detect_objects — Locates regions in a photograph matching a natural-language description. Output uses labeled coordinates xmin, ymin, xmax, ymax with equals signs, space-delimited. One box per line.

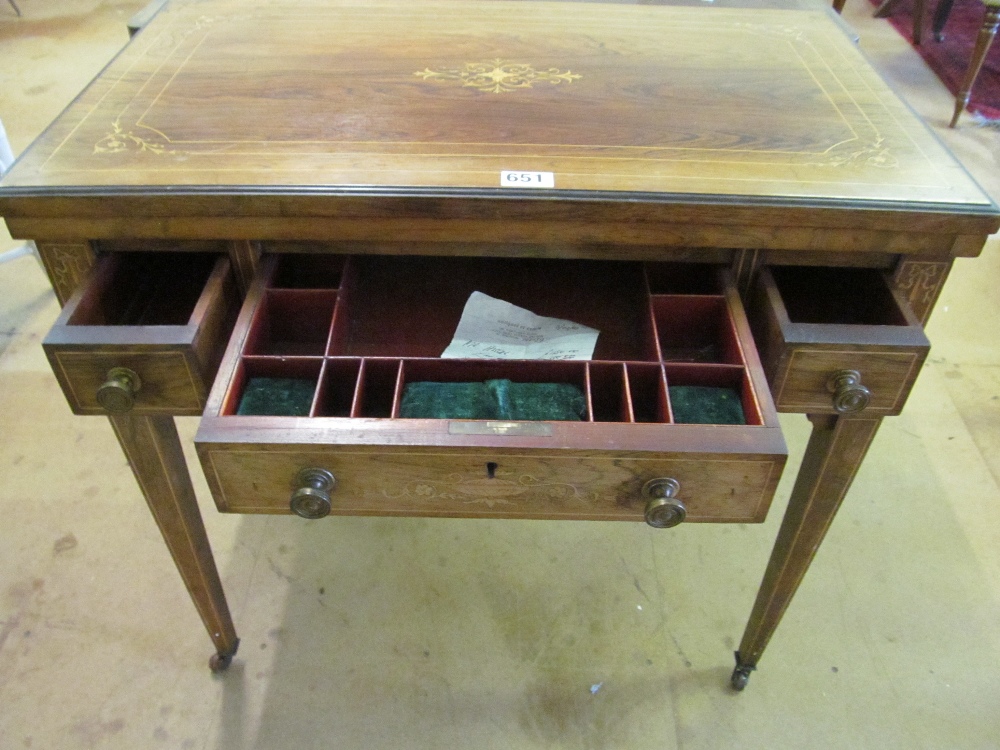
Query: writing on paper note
xmin=441 ymin=292 xmax=599 ymax=360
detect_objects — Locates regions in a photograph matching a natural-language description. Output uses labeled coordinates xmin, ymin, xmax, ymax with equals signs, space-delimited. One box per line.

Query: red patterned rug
xmin=871 ymin=0 xmax=1000 ymax=121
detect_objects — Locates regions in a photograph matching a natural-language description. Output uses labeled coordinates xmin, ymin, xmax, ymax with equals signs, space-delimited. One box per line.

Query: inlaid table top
xmin=0 ymin=0 xmax=997 ymax=236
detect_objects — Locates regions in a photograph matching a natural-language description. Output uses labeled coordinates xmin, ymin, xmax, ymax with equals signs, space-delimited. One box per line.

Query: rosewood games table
xmin=0 ymin=0 xmax=997 ymax=690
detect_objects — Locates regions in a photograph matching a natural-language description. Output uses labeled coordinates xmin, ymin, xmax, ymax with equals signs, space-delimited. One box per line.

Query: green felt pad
xmin=490 ymin=380 xmax=587 ymax=421
xmin=237 ymin=377 xmax=316 ymax=416
xmin=399 ymin=381 xmax=498 ymax=420
xmin=400 ymin=379 xmax=586 ymax=421
xmin=669 ymin=385 xmax=745 ymax=425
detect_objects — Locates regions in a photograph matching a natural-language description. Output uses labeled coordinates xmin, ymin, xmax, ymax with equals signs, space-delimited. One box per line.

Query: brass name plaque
xmin=448 ymin=421 xmax=553 ymax=437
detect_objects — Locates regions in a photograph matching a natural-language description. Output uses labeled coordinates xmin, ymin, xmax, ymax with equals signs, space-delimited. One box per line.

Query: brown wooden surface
xmin=0 ymin=0 xmax=997 ymax=248
xmin=226 ymin=240 xmax=262 ymax=297
xmin=109 ymin=414 xmax=238 ymax=662
xmin=0 ymin=0 xmax=985 ymax=200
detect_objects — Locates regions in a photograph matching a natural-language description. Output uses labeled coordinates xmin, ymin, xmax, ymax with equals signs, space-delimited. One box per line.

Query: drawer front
xmin=770 ymin=347 xmax=924 ymax=414
xmin=199 ymin=445 xmax=783 ymax=523
xmin=47 ymin=348 xmax=210 ymax=414
xmin=752 ymin=266 xmax=930 ymax=416
xmin=43 ymin=252 xmax=239 ymax=416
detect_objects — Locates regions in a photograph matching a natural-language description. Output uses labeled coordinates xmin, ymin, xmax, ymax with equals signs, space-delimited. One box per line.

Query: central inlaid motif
xmin=414 ymin=59 xmax=581 ymax=93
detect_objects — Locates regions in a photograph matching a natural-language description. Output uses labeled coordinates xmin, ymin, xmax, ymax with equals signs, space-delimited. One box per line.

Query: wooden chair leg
xmin=913 ymin=0 xmax=926 ymax=43
xmin=874 ymin=0 xmax=903 ymax=18
xmin=932 ymin=0 xmax=956 ymax=41
xmin=950 ymin=4 xmax=1000 ymax=127
xmin=874 ymin=0 xmax=927 ymax=44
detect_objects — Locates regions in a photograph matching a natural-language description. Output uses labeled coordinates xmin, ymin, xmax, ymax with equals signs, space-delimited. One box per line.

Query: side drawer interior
xmin=44 ymin=251 xmax=239 ymax=415
xmin=751 ymin=265 xmax=930 ymax=415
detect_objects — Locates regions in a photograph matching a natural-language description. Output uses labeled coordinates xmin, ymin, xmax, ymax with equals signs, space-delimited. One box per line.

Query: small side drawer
xmin=751 ymin=266 xmax=930 ymax=416
xmin=44 ymin=252 xmax=239 ymax=416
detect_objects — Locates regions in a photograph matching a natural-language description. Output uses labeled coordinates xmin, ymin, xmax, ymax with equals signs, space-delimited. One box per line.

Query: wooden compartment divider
xmin=313 ymin=358 xmax=362 ymax=418
xmin=587 ymin=362 xmax=629 ymax=423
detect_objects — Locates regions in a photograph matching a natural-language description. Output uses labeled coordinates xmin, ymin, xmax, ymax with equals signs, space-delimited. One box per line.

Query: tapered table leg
xmin=731 ymin=413 xmax=882 ymax=690
xmin=109 ymin=414 xmax=239 ymax=671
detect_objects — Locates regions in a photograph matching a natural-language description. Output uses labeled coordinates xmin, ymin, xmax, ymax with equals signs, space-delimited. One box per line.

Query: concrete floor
xmin=2 ymin=1 xmax=1000 ymax=748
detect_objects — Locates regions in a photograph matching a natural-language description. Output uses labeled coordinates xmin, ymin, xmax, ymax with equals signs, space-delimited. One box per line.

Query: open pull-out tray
xmin=196 ymin=255 xmax=786 ymax=525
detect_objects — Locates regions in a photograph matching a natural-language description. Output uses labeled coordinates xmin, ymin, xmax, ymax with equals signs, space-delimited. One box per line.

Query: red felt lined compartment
xmin=224 ymin=255 xmax=764 ymax=427
xmin=651 ymin=296 xmax=743 ymax=365
xmin=644 ymin=262 xmax=721 ymax=295
xmin=663 ymin=364 xmax=763 ymax=426
xmin=243 ymin=290 xmax=337 ymax=356
xmin=330 ymin=256 xmax=656 ymax=361
xmin=355 ymin=359 xmax=404 ymax=418
xmin=587 ymin=362 xmax=630 ymax=423
xmin=314 ymin=358 xmax=363 ymax=417
xmin=625 ymin=363 xmax=670 ymax=423
xmin=221 ymin=356 xmax=322 ymax=416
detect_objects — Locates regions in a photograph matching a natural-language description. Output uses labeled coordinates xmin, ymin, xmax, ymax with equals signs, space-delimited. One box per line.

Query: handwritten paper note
xmin=441 ymin=292 xmax=600 ymax=360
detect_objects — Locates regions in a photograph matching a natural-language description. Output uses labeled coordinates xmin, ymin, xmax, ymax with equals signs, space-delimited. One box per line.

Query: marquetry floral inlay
xmin=414 ymin=59 xmax=581 ymax=93
xmin=379 ymin=471 xmax=598 ymax=508
xmin=94 ymin=120 xmax=175 ymax=155
xmin=39 ymin=243 xmax=94 ymax=304
xmin=823 ymin=137 xmax=897 ymax=169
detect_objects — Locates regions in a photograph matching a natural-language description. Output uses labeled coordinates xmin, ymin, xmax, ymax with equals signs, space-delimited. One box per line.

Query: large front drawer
xmin=195 ymin=255 xmax=786 ymax=526
xmin=44 ymin=251 xmax=239 ymax=416
xmin=751 ymin=266 xmax=930 ymax=416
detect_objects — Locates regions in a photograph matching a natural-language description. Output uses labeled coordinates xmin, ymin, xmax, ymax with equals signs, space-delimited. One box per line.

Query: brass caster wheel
xmin=209 ymin=652 xmax=233 ymax=672
xmin=730 ymin=667 xmax=751 ymax=691
xmin=730 ymin=653 xmax=755 ymax=692
xmin=208 ymin=639 xmax=239 ymax=673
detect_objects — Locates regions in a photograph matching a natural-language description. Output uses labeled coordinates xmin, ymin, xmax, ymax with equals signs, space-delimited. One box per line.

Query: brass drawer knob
xmin=290 ymin=468 xmax=336 ymax=519
xmin=826 ymin=369 xmax=871 ymax=414
xmin=96 ymin=367 xmax=142 ymax=413
xmin=641 ymin=477 xmax=686 ymax=528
